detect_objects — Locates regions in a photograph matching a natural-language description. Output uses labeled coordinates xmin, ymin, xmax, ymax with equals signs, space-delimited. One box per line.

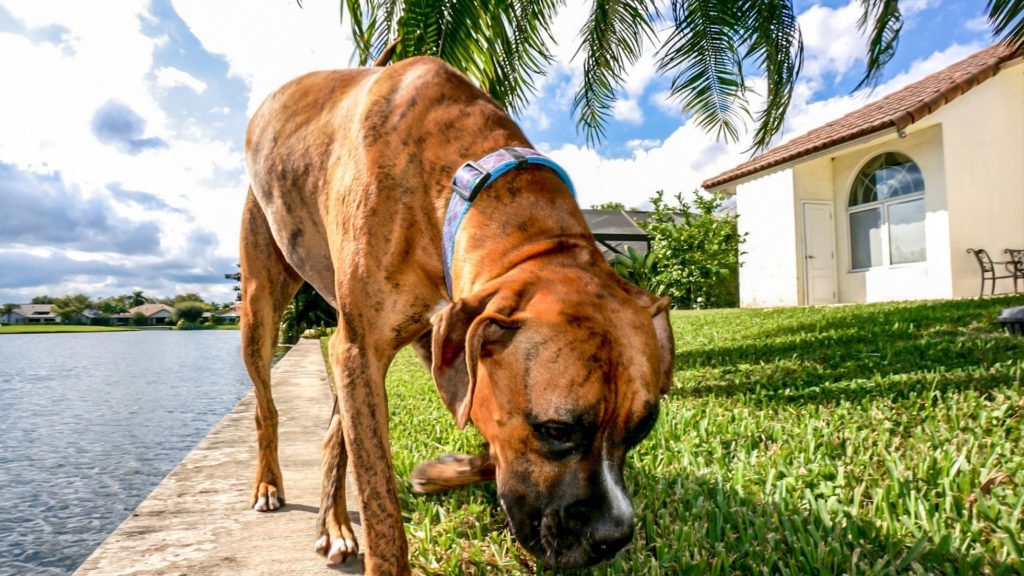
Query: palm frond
xmin=572 ymin=0 xmax=657 ymax=146
xmin=656 ymin=0 xmax=746 ymax=143
xmin=855 ymin=0 xmax=902 ymax=91
xmin=739 ymin=0 xmax=803 ymax=152
xmin=988 ymin=0 xmax=1024 ymax=50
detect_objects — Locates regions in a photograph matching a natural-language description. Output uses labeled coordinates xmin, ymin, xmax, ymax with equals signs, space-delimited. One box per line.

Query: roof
xmin=12 ymin=304 xmax=56 ymax=317
xmin=129 ymin=303 xmax=177 ymax=317
xmin=703 ymin=43 xmax=1022 ymax=190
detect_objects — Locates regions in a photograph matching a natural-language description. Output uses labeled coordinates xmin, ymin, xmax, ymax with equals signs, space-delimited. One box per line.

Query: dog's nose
xmin=589 ymin=515 xmax=634 ymax=561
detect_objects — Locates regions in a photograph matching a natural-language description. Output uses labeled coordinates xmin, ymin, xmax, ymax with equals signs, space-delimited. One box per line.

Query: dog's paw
xmin=252 ymin=482 xmax=283 ymax=512
xmin=315 ymin=532 xmax=359 ymax=564
xmin=410 ymin=452 xmax=495 ymax=494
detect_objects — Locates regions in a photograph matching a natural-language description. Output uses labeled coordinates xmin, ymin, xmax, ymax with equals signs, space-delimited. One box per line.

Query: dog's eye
xmin=531 ymin=421 xmax=586 ymax=457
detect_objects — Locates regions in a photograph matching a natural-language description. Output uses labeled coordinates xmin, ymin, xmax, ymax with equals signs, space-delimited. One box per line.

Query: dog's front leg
xmin=326 ymin=326 xmax=408 ymax=575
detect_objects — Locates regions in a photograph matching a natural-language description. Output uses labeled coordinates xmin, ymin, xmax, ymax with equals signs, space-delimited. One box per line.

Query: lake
xmin=0 ymin=330 xmax=257 ymax=575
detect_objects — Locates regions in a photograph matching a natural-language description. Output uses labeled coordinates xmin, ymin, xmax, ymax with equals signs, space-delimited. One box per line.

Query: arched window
xmin=848 ymin=152 xmax=926 ymax=270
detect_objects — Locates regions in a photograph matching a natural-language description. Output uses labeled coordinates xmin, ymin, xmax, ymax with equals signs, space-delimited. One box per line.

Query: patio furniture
xmin=1005 ymin=249 xmax=1024 ymax=292
xmin=966 ymin=248 xmax=1018 ymax=297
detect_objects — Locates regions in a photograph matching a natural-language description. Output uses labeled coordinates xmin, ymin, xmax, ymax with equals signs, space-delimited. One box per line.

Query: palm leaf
xmin=988 ymin=0 xmax=1024 ymax=50
xmin=855 ymin=0 xmax=902 ymax=91
xmin=656 ymin=0 xmax=747 ymax=144
xmin=738 ymin=0 xmax=803 ymax=152
xmin=572 ymin=0 xmax=657 ymax=146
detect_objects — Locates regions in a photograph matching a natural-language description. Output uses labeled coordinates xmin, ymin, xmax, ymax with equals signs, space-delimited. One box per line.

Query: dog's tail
xmin=373 ymin=38 xmax=400 ymax=67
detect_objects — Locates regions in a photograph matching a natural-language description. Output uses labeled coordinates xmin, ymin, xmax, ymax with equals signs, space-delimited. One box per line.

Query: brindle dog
xmin=240 ymin=55 xmax=675 ymax=574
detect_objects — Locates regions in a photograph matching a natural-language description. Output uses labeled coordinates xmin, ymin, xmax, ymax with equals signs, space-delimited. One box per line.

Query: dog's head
xmin=430 ymin=266 xmax=674 ymax=568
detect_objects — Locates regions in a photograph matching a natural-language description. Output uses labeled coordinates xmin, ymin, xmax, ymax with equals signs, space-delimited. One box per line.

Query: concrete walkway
xmin=75 ymin=339 xmax=364 ymax=575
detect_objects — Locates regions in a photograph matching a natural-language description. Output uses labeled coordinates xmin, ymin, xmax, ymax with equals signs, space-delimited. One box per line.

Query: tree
xmin=337 ymin=1 xmax=1023 ymax=151
xmin=638 ymin=190 xmax=745 ymax=309
xmin=52 ymin=294 xmax=93 ymax=324
xmin=280 ymin=283 xmax=337 ymax=344
xmin=174 ymin=301 xmax=207 ymax=325
xmin=591 ymin=201 xmax=626 ymax=211
xmin=1 ymin=303 xmax=17 ymax=325
xmin=128 ymin=290 xmax=148 ymax=307
xmin=169 ymin=293 xmax=207 ymax=308
xmin=31 ymin=295 xmax=55 ymax=304
xmin=225 ymin=263 xmax=241 ymax=302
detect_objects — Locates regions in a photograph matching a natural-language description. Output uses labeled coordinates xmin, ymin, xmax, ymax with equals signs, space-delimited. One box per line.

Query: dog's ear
xmin=646 ymin=296 xmax=675 ymax=395
xmin=613 ymin=277 xmax=676 ymax=395
xmin=430 ymin=291 xmax=516 ymax=429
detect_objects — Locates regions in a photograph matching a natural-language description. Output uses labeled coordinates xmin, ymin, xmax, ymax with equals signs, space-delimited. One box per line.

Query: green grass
xmin=0 ymin=325 xmax=139 ymax=334
xmin=326 ymin=295 xmax=1024 ymax=574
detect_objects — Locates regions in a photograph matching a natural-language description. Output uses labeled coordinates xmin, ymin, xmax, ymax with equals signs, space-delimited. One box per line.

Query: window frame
xmin=847 ymin=152 xmax=926 ymax=273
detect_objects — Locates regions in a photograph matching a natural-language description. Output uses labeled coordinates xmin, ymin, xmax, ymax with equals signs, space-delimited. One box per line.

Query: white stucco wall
xmin=940 ymin=60 xmax=1024 ymax=298
xmin=735 ymin=169 xmax=799 ymax=307
xmin=828 ymin=124 xmax=952 ymax=303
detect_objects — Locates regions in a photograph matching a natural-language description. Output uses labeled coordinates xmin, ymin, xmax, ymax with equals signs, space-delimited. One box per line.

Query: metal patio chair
xmin=1005 ymin=249 xmax=1024 ymax=293
xmin=967 ymin=248 xmax=1017 ymax=297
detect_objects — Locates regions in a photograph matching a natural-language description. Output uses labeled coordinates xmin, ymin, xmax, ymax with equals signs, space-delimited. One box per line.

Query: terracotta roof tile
xmin=703 ymin=43 xmax=1022 ymax=189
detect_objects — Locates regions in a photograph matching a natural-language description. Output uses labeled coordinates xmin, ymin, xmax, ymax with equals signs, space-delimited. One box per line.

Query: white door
xmin=802 ymin=202 xmax=837 ymax=305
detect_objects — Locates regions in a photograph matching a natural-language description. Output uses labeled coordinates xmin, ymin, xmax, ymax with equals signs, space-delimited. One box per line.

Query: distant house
xmin=702 ymin=44 xmax=1023 ymax=307
xmin=127 ymin=303 xmax=177 ymax=325
xmin=216 ymin=303 xmax=242 ymax=324
xmin=4 ymin=304 xmax=60 ymax=324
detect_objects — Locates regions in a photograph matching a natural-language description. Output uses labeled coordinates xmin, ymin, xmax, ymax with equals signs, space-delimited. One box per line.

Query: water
xmin=0 ymin=330 xmax=257 ymax=575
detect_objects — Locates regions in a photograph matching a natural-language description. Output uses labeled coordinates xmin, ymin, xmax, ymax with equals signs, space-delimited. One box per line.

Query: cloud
xmin=0 ymin=163 xmax=162 ymax=255
xmin=626 ymin=138 xmax=662 ymax=151
xmin=90 ymin=100 xmax=169 ymax=154
xmin=965 ymin=16 xmax=990 ymax=32
xmin=154 ymin=65 xmax=207 ymax=93
xmin=107 ymin=182 xmax=189 ymax=215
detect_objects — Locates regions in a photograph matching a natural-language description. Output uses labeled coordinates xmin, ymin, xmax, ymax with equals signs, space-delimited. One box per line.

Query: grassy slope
xmin=328 ymin=296 xmax=1024 ymax=575
xmin=0 ymin=325 xmax=138 ymax=334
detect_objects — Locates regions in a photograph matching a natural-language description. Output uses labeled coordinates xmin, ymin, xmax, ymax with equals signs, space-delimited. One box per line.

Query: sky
xmin=0 ymin=0 xmax=998 ymax=304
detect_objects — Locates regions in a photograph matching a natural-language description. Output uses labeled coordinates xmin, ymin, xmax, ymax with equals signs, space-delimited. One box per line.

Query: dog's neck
xmin=447 ymin=166 xmax=600 ymax=298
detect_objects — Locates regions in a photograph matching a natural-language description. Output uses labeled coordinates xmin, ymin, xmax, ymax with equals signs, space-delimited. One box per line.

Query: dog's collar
xmin=442 ymin=147 xmax=576 ymax=297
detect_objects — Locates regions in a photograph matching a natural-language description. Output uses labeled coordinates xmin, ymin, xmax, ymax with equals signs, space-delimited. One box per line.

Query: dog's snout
xmin=591 ymin=516 xmax=634 ymax=561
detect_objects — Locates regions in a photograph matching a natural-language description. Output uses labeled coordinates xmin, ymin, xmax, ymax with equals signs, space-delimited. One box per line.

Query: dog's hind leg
xmin=314 ymin=398 xmax=359 ymax=563
xmin=240 ymin=187 xmax=303 ymax=512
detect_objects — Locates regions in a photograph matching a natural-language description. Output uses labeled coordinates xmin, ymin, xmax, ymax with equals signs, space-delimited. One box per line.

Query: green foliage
xmin=590 ymin=201 xmax=626 ymax=210
xmin=368 ymin=295 xmax=1024 ymax=574
xmin=174 ymin=301 xmax=206 ymax=324
xmin=1 ymin=303 xmax=17 ymax=324
xmin=52 ymin=294 xmax=93 ymax=324
xmin=31 ymin=295 xmax=55 ymax=304
xmin=338 ymin=2 xmax=1024 ymax=151
xmin=640 ymin=190 xmax=744 ymax=309
xmin=94 ymin=297 xmax=128 ymax=314
xmin=175 ymin=319 xmax=202 ymax=330
xmin=89 ymin=313 xmax=112 ymax=327
xmin=130 ymin=312 xmax=148 ymax=326
xmin=611 ymin=246 xmax=659 ymax=293
xmin=280 ymin=282 xmax=337 ymax=345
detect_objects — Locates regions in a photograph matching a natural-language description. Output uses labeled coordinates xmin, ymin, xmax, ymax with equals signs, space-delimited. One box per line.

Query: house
xmin=703 ymin=44 xmax=1023 ymax=307
xmin=126 ymin=303 xmax=177 ymax=325
xmin=216 ymin=303 xmax=242 ymax=324
xmin=3 ymin=304 xmax=60 ymax=324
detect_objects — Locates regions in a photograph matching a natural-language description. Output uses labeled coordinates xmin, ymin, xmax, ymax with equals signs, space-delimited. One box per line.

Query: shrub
xmin=131 ymin=312 xmax=148 ymax=326
xmin=639 ymin=190 xmax=745 ymax=309
xmin=174 ymin=301 xmax=206 ymax=324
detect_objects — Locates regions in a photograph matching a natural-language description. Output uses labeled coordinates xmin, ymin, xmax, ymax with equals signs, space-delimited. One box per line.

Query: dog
xmin=239 ymin=53 xmax=675 ymax=574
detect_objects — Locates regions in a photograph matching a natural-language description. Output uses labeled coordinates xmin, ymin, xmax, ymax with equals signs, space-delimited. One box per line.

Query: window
xmin=848 ymin=152 xmax=926 ymax=270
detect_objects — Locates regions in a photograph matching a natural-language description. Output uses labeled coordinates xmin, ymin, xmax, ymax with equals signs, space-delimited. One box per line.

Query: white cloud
xmin=154 ymin=66 xmax=207 ymax=93
xmin=965 ymin=16 xmax=990 ymax=32
xmin=626 ymin=138 xmax=662 ymax=151
xmin=612 ymin=98 xmax=644 ymax=123
xmin=0 ymin=0 xmax=246 ymax=302
xmin=798 ymin=1 xmax=866 ymax=84
xmin=172 ymin=0 xmax=354 ymax=115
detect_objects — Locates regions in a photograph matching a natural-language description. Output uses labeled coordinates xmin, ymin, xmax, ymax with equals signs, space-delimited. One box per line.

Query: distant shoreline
xmin=0 ymin=324 xmax=241 ymax=334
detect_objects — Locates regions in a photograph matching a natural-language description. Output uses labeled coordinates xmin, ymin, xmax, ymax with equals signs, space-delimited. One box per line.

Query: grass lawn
xmin=326 ymin=295 xmax=1024 ymax=574
xmin=0 ymin=325 xmax=138 ymax=334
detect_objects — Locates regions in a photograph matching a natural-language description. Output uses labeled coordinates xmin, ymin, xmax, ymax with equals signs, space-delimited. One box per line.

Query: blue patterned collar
xmin=442 ymin=147 xmax=576 ymax=297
